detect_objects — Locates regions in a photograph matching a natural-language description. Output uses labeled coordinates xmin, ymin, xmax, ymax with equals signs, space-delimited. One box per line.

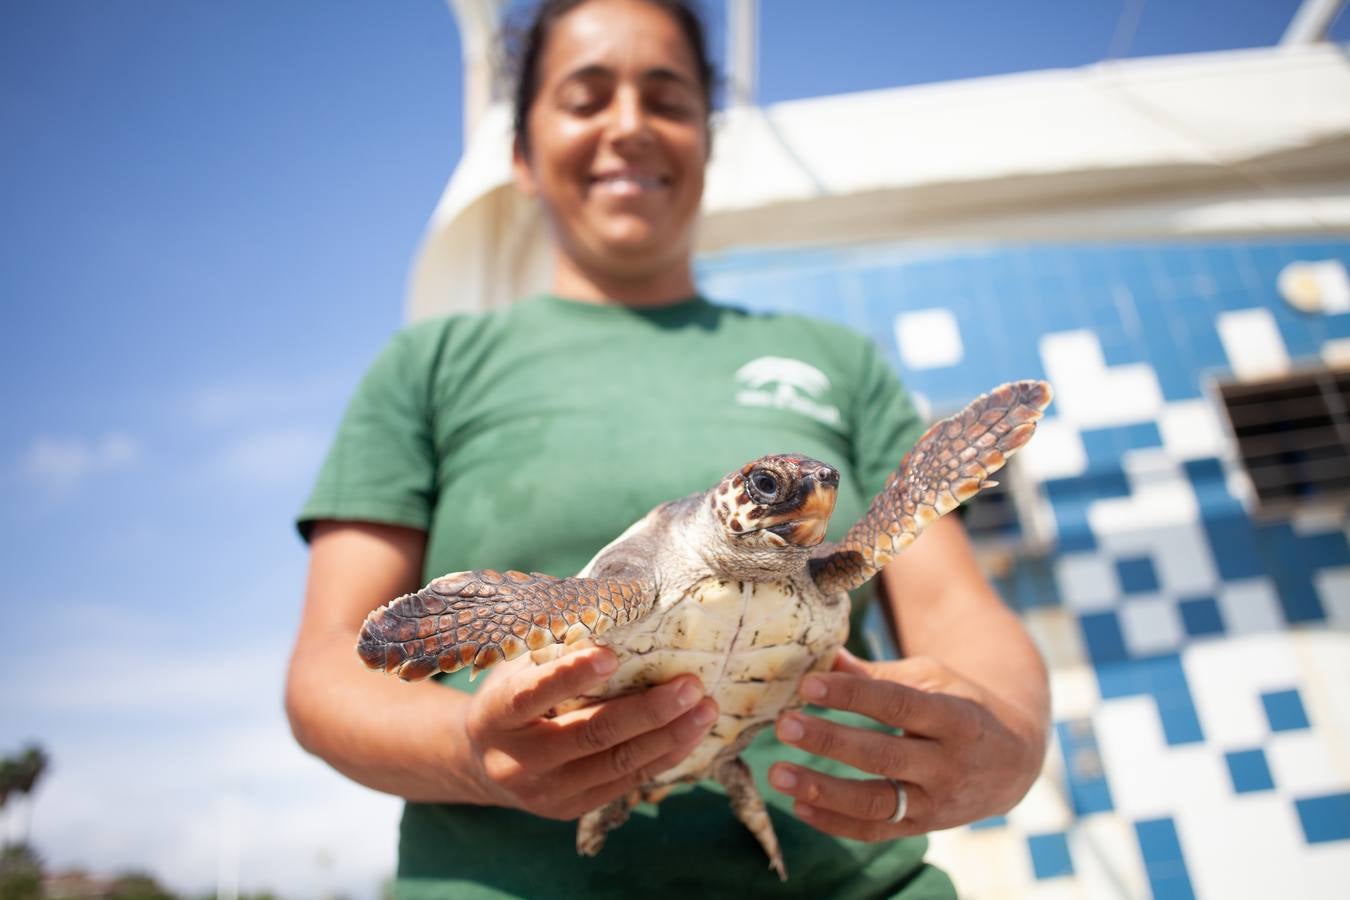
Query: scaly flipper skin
xmin=356 ymin=569 xmax=656 ymax=681
xmin=810 ymin=380 xmax=1053 ymax=595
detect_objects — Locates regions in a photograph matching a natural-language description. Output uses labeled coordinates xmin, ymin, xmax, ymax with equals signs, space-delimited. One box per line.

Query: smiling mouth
xmin=590 ymin=173 xmax=670 ymax=195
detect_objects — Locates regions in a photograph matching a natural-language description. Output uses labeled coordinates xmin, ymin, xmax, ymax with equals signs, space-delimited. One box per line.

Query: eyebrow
xmin=558 ymin=64 xmax=698 ymax=91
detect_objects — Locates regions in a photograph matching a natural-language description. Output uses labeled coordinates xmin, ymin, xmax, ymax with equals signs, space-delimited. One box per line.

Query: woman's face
xmin=513 ymin=0 xmax=709 ymax=283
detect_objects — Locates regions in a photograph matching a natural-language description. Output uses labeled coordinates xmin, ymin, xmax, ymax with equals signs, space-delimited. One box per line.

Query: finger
xmin=793 ymin=795 xmax=929 ymax=842
xmin=547 ymin=675 xmax=706 ymax=764
xmin=776 ymin=712 xmax=940 ymax=780
xmin=768 ymin=763 xmax=928 ymax=826
xmin=559 ymin=699 xmax=717 ymax=793
xmin=486 ymin=648 xmax=618 ymax=729
xmin=830 ymin=646 xmax=873 ymax=677
xmin=798 ymin=670 xmax=972 ymax=738
xmin=554 ymin=738 xmax=707 ymax=822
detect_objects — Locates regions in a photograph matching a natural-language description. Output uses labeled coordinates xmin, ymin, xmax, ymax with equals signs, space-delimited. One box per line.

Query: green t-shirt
xmin=300 ymin=295 xmax=954 ymax=899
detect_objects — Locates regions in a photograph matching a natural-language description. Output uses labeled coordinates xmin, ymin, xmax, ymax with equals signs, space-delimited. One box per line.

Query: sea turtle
xmin=356 ymin=379 xmax=1052 ymax=879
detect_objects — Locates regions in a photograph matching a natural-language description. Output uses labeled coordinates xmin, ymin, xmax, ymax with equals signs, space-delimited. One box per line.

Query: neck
xmin=550 ymin=251 xmax=698 ymax=308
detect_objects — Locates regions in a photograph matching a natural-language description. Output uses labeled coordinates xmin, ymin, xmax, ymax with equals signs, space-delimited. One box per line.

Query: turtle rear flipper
xmin=810 ymin=380 xmax=1052 ymax=595
xmin=357 ymin=569 xmax=656 ymax=681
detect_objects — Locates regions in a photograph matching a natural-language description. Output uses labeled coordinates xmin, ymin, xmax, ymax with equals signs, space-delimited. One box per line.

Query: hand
xmin=460 ymin=647 xmax=719 ymax=820
xmin=769 ymin=649 xmax=1045 ymax=841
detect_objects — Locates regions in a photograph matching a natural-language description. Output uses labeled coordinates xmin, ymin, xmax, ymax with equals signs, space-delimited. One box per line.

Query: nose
xmin=609 ymin=86 xmax=651 ymax=144
xmin=812 ymin=464 xmax=839 ymax=488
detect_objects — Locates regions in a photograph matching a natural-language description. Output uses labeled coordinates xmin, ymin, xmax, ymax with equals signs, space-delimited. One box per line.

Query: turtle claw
xmin=810 ymin=379 xmax=1052 ymax=595
xmin=357 ymin=570 xmax=655 ymax=682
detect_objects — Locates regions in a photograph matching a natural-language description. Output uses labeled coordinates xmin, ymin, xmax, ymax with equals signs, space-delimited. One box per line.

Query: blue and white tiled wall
xmin=699 ymin=240 xmax=1350 ymax=899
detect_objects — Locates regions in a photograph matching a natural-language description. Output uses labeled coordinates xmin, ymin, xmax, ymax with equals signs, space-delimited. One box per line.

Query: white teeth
xmin=593 ymin=175 xmax=665 ymax=194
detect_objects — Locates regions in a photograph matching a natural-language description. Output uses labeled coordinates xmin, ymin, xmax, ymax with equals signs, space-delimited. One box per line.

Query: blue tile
xmin=1096 ymin=656 xmax=1204 ymax=746
xmin=969 ymin=815 xmax=1007 ymax=831
xmin=1199 ymin=512 xmax=1267 ymax=581
xmin=1135 ymin=817 xmax=1196 ymax=900
xmin=1295 ymin=793 xmax=1350 ymax=843
xmin=1261 ymin=689 xmax=1311 ymax=732
xmin=1225 ymin=748 xmax=1275 ymax=793
xmin=1056 ymin=719 xmax=1114 ymax=816
xmin=1080 ymin=612 xmax=1129 ymax=664
xmin=1157 ymin=688 xmax=1206 ymax=746
xmin=1116 ymin=556 xmax=1161 ymax=595
xmin=1178 ymin=597 xmax=1225 ymax=637
xmin=1028 ymin=832 xmax=1074 ymax=879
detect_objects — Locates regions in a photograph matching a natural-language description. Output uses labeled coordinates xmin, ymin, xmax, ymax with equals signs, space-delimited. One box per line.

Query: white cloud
xmin=21 ymin=433 xmax=141 ymax=495
xmin=1 ymin=613 xmax=400 ymax=898
xmin=212 ymin=427 xmax=330 ymax=485
xmin=187 ymin=376 xmax=349 ymax=429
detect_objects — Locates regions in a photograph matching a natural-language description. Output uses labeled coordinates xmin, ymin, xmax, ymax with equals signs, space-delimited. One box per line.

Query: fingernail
xmin=770 ymin=767 xmax=797 ymax=791
xmin=797 ymin=802 xmax=816 ymax=819
xmin=591 ymin=653 xmax=617 ymax=676
xmin=800 ymin=677 xmax=826 ymax=701
xmin=778 ymin=716 xmax=805 ymax=743
xmin=692 ymin=701 xmax=717 ymax=727
xmin=677 ymin=681 xmax=702 ymax=709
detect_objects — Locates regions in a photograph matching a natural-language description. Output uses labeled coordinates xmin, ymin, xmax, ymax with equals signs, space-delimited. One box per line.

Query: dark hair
xmin=507 ymin=0 xmax=716 ymax=155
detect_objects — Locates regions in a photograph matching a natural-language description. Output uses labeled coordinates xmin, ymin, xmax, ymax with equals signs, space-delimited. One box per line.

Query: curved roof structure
xmin=408 ymin=43 xmax=1350 ymax=320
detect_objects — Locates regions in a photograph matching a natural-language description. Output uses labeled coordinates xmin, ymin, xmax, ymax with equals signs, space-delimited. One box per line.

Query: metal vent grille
xmin=1217 ymin=365 xmax=1350 ymax=515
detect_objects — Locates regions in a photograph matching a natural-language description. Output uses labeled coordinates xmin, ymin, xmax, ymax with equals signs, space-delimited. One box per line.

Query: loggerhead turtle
xmin=356 ymin=379 xmax=1052 ymax=879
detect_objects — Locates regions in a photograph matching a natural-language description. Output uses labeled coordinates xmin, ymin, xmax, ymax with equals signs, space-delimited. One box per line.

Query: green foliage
xmin=107 ymin=872 xmax=178 ymax=900
xmin=0 ymin=843 xmax=42 ymax=900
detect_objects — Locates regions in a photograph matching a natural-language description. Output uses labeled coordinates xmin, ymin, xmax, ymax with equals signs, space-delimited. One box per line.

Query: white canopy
xmin=407 ymin=43 xmax=1350 ymax=321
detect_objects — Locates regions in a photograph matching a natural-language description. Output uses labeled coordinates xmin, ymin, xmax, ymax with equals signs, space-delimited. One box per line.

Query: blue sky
xmin=2 ymin=0 xmax=1343 ymax=894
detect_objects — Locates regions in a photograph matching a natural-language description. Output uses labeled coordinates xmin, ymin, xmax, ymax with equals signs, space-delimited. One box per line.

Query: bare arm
xmin=883 ymin=515 xmax=1049 ymax=752
xmin=284 ymin=521 xmax=491 ymax=803
xmin=769 ymin=516 xmax=1049 ymax=838
xmin=285 ymin=521 xmax=718 ymax=816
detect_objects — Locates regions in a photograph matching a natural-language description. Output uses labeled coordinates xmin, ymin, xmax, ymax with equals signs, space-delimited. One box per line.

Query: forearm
xmin=880 ymin=519 xmax=1050 ymax=745
xmin=899 ymin=585 xmax=1049 ymax=743
xmin=286 ymin=629 xmax=494 ymax=806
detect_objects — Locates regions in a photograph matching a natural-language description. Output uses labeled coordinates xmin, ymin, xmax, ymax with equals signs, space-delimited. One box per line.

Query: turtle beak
xmin=766 ymin=468 xmax=838 ymax=547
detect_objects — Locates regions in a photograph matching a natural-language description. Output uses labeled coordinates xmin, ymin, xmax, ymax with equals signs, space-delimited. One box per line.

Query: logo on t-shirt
xmin=734 ymin=356 xmax=842 ymax=426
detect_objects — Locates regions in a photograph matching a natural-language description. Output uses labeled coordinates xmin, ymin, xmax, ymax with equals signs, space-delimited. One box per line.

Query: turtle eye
xmin=751 ymin=471 xmax=780 ymax=501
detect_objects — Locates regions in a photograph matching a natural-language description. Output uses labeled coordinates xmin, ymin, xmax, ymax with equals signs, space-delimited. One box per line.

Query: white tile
xmin=1007 ymin=771 xmax=1073 ymax=833
xmin=1049 ymin=665 xmax=1100 ymax=721
xmin=1179 ymin=792 xmax=1311 ymax=900
xmin=1295 ymin=631 xmax=1350 ymax=760
xmin=1321 ymin=336 xmax=1350 ymax=367
xmin=1039 ymin=330 xmax=1163 ymax=429
xmin=1183 ymin=633 xmax=1303 ymax=746
xmin=1094 ymin=696 xmax=1169 ymax=818
xmin=1313 ymin=567 xmax=1350 ymax=628
xmin=1216 ymin=577 xmax=1285 ymax=635
xmin=1216 ymin=308 xmax=1290 ymax=380
xmin=1266 ymin=731 xmax=1345 ymax=795
xmin=1054 ymin=553 xmax=1121 ymax=612
xmin=1145 ymin=524 xmax=1220 ymax=597
xmin=1024 ymin=608 xmax=1089 ymax=671
xmin=1157 ymin=398 xmax=1229 ymax=461
xmin=926 ymin=823 xmax=1034 ymax=900
xmin=1088 ymin=449 xmax=1201 ymax=539
xmin=1019 ymin=417 xmax=1088 ymax=482
xmin=1291 ymin=507 xmax=1348 ymax=536
xmin=894 ymin=308 xmax=964 ymax=370
xmin=1278 ymin=259 xmax=1350 ymax=314
xmin=1067 ymin=816 xmax=1150 ymax=900
xmin=1119 ymin=596 xmax=1184 ymax=657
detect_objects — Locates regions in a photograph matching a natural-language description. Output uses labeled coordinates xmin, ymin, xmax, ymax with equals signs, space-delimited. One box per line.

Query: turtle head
xmin=709 ymin=454 xmax=839 ymax=553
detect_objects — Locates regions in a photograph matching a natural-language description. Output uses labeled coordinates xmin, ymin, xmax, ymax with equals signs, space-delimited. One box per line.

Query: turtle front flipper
xmin=357 ymin=569 xmax=656 ymax=681
xmin=810 ymin=380 xmax=1052 ymax=595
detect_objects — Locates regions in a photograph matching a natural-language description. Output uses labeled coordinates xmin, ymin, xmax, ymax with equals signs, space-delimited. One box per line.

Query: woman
xmin=285 ymin=0 xmax=1048 ymax=896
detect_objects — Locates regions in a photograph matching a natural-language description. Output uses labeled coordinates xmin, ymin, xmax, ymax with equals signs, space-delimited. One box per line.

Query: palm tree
xmin=9 ymin=747 xmax=47 ymax=847
xmin=0 ymin=747 xmax=49 ymax=849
